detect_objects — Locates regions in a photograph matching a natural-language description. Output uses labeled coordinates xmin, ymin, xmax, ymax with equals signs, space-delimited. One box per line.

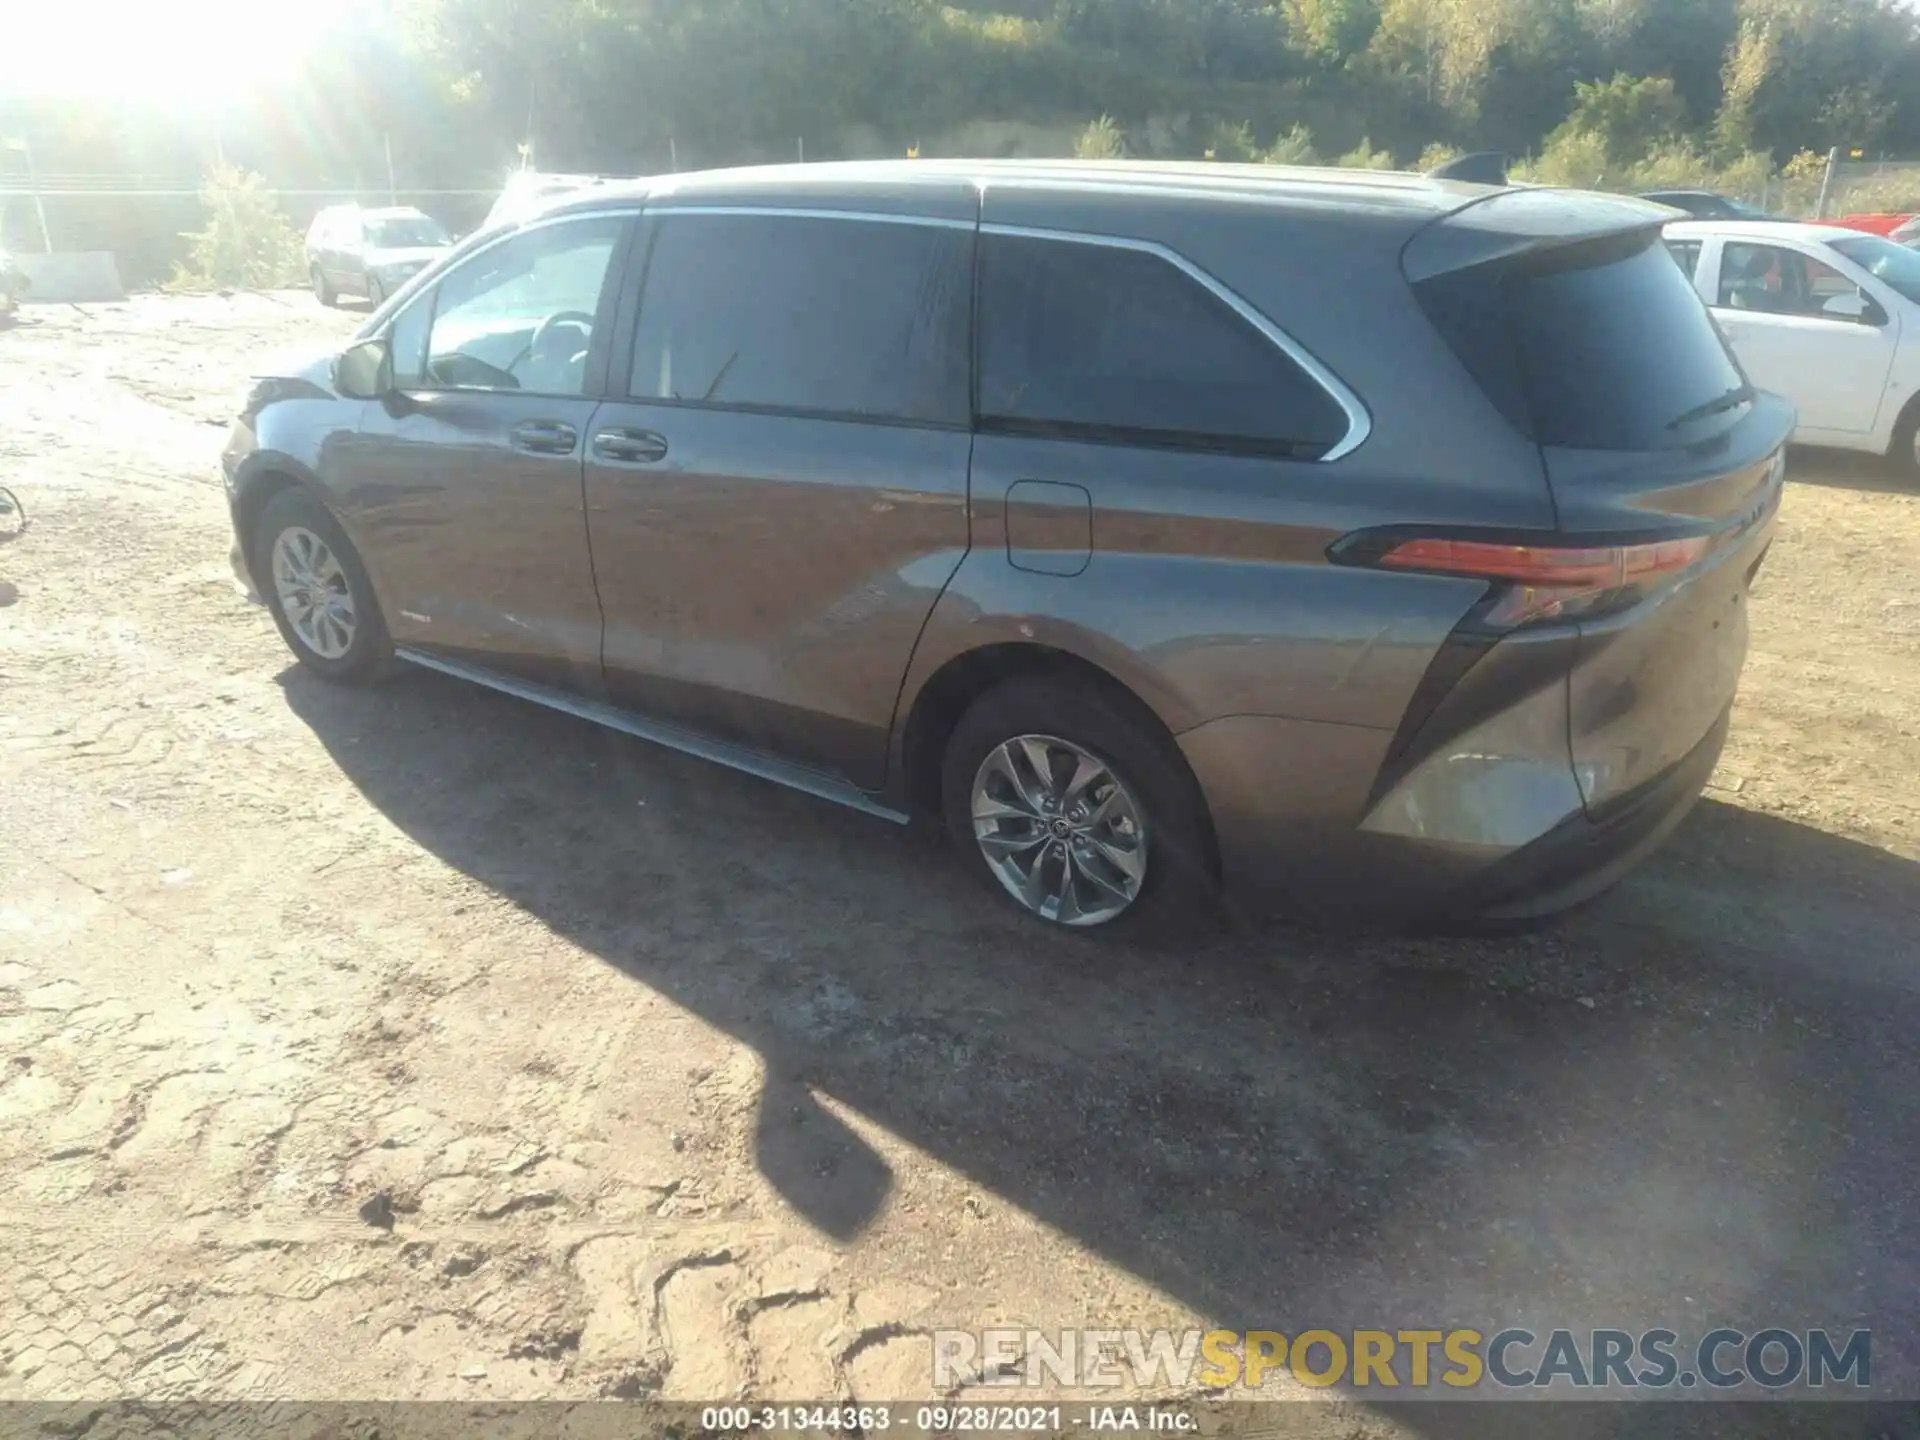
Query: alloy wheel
xmin=970 ymin=734 xmax=1149 ymax=926
xmin=270 ymin=525 xmax=357 ymax=660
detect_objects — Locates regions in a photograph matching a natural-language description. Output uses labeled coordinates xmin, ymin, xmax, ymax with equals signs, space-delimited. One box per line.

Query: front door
xmin=583 ymin=206 xmax=977 ymax=787
xmin=1709 ymin=239 xmax=1899 ymax=435
xmin=338 ymin=211 xmax=633 ymax=689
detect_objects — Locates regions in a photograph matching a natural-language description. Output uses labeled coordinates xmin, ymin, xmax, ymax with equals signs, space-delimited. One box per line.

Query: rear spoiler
xmin=1403 ymin=187 xmax=1678 ymax=283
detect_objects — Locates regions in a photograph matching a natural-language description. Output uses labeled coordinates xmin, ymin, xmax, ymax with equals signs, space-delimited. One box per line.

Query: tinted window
xmin=629 ymin=214 xmax=971 ymax=426
xmin=976 ymin=234 xmax=1347 ymax=455
xmin=1512 ymin=235 xmax=1747 ymax=450
xmin=1717 ymin=243 xmax=1859 ymax=315
xmin=417 ymin=216 xmax=622 ymax=395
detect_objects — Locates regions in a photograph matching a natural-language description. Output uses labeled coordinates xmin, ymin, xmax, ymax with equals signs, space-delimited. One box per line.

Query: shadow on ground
xmin=1788 ymin=444 xmax=1918 ymax=495
xmin=283 ymin=665 xmax=1920 ymax=1433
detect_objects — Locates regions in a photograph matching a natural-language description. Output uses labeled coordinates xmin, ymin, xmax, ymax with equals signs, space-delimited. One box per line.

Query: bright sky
xmin=2 ymin=0 xmax=339 ymax=107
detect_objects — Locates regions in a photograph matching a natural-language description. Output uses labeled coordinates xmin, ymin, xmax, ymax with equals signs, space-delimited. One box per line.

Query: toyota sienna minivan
xmin=224 ymin=160 xmax=1788 ymax=930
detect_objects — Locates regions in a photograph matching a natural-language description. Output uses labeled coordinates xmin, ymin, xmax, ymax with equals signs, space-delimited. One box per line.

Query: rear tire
xmin=255 ymin=488 xmax=391 ymax=684
xmin=939 ymin=676 xmax=1213 ymax=930
xmin=310 ymin=266 xmax=336 ymax=307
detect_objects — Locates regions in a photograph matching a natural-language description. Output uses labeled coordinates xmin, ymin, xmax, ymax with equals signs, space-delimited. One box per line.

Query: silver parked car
xmin=305 ymin=205 xmax=452 ymax=308
xmin=225 ymin=161 xmax=1788 ymax=930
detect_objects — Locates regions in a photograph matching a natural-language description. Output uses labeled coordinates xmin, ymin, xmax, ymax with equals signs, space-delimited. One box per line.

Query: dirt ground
xmin=1 ymin=294 xmax=1918 ymax=1434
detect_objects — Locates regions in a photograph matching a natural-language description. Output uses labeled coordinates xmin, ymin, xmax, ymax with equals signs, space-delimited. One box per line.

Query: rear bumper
xmin=1178 ymin=700 xmax=1728 ymax=927
xmin=1444 ymin=704 xmax=1729 ymax=922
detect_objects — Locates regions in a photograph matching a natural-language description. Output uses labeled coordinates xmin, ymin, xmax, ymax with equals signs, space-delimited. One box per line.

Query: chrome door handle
xmin=593 ymin=427 xmax=669 ymax=464
xmin=510 ymin=420 xmax=579 ymax=456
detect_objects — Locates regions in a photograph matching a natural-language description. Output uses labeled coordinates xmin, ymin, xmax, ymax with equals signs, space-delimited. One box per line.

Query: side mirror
xmin=1822 ymin=292 xmax=1871 ymax=323
xmin=334 ymin=337 xmax=393 ymax=398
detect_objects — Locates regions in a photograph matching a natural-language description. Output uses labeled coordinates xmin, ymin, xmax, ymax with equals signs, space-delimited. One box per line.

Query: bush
xmin=172 ymin=165 xmax=307 ymax=291
xmin=1336 ymin=137 xmax=1396 ymax=169
xmin=1074 ymin=114 xmax=1127 ymax=158
xmin=1261 ymin=124 xmax=1320 ymax=165
xmin=1512 ymin=132 xmax=1799 ymax=211
xmin=1203 ymin=120 xmax=1259 ymax=162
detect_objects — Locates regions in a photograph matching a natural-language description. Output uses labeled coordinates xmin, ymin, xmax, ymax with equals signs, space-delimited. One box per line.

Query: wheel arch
xmin=1881 ymin=383 xmax=1920 ymax=464
xmin=894 ymin=640 xmax=1221 ymax=878
xmin=232 ymin=458 xmax=363 ymax=595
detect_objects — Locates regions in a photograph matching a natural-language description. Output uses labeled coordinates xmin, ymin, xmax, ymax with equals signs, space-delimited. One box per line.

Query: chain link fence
xmin=0 ymin=182 xmax=502 ymax=288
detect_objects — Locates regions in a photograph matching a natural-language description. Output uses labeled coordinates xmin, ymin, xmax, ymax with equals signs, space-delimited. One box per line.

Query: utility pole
xmin=384 ymin=133 xmax=398 ymax=204
xmin=1816 ymin=145 xmax=1843 ymax=220
xmin=523 ymin=73 xmax=538 ymax=169
xmin=3 ymin=137 xmax=53 ymax=252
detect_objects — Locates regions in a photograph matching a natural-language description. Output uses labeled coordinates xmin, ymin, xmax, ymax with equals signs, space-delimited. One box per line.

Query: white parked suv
xmin=1666 ymin=220 xmax=1920 ymax=474
xmin=480 ymin=172 xmax=615 ymax=231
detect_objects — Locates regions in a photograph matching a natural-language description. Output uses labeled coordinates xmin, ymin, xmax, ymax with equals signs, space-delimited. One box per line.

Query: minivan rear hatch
xmin=1405 ymin=191 xmax=1792 ymax=816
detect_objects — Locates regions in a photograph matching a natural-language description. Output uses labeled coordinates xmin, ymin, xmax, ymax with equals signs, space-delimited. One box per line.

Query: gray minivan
xmin=226 ymin=161 xmax=1788 ymax=930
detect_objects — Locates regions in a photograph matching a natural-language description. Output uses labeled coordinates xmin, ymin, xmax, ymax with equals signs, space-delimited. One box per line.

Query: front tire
xmin=310 ymin=266 xmax=336 ymax=307
xmin=940 ymin=676 xmax=1212 ymax=930
xmin=366 ymin=274 xmax=386 ymax=307
xmin=255 ymin=488 xmax=391 ymax=683
xmin=1889 ymin=398 xmax=1920 ymax=482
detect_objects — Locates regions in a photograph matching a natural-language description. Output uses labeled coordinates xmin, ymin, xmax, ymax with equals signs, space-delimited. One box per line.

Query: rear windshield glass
xmin=1418 ymin=233 xmax=1748 ymax=451
xmin=1513 ymin=236 xmax=1747 ymax=449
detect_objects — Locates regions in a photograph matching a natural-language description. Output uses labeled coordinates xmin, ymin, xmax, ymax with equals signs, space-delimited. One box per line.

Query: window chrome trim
xmin=979 ymin=222 xmax=1373 ymax=462
xmin=646 ymin=205 xmax=977 ymax=231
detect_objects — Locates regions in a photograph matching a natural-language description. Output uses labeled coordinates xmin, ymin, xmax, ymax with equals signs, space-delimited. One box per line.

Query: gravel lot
xmin=1 ymin=294 xmax=1918 ymax=1434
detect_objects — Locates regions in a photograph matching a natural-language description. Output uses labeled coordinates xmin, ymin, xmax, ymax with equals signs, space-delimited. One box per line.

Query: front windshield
xmin=1829 ymin=234 xmax=1920 ymax=304
xmin=365 ymin=216 xmax=450 ymax=249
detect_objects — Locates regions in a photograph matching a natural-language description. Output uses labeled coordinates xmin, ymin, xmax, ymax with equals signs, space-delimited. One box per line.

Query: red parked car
xmin=1806 ymin=212 xmax=1915 ymax=237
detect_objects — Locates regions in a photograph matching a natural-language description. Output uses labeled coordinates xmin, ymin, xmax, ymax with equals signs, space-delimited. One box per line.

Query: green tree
xmin=1550 ymin=72 xmax=1686 ymax=160
xmin=172 ymin=166 xmax=306 ymax=291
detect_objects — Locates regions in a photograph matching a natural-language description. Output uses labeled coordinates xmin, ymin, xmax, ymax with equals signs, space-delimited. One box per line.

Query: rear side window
xmin=976 ymin=233 xmax=1348 ymax=456
xmin=1665 ymin=239 xmax=1701 ymax=278
xmin=629 ymin=213 xmax=971 ymax=427
xmin=1418 ymin=233 xmax=1747 ymax=451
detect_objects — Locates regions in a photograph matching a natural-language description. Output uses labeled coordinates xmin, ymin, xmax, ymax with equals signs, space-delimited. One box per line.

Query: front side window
xmin=1829 ymin=234 xmax=1920 ymax=305
xmin=1717 ymin=243 xmax=1860 ymax=317
xmin=975 ymin=233 xmax=1348 ymax=456
xmin=409 ymin=216 xmax=623 ymax=396
xmin=628 ymin=213 xmax=972 ymax=426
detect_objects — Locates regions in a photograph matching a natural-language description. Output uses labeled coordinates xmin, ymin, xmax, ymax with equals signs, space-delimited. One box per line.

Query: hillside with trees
xmin=6 ymin=0 xmax=1920 ymax=278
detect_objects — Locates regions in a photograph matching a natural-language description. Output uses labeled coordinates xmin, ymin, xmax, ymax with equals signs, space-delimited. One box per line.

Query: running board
xmin=394 ymin=647 xmax=910 ymax=825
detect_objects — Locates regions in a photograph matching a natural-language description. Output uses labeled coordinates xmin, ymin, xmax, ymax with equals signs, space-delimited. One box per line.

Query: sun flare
xmin=2 ymin=0 xmax=324 ymax=108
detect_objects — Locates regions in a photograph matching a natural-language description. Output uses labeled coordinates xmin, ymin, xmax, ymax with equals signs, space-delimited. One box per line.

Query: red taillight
xmin=1370 ymin=534 xmax=1712 ymax=626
